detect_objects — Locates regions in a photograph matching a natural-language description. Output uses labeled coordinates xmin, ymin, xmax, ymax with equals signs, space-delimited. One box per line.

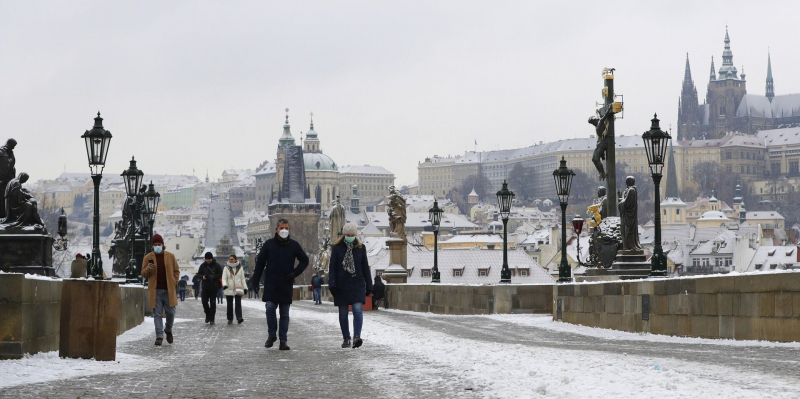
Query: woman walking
xmin=222 ymin=254 xmax=247 ymax=324
xmin=328 ymin=223 xmax=373 ymax=349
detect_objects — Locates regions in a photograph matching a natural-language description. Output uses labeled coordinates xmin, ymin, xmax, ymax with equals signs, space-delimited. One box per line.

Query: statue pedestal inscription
xmin=0 ymin=234 xmax=55 ymax=276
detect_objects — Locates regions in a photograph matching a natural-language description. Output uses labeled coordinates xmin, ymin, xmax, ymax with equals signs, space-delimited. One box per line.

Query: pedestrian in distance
xmin=372 ymin=275 xmax=386 ymax=310
xmin=249 ymin=218 xmax=309 ymax=351
xmin=216 ymin=284 xmax=224 ymax=304
xmin=178 ymin=276 xmax=188 ymax=301
xmin=141 ymin=234 xmax=180 ymax=346
xmin=192 ymin=273 xmax=201 ymax=300
xmin=311 ymin=271 xmax=324 ymax=305
xmin=70 ymin=253 xmax=87 ymax=278
xmin=222 ymin=254 xmax=247 ymax=324
xmin=328 ymin=223 xmax=373 ymax=349
xmin=198 ymin=252 xmax=223 ymax=324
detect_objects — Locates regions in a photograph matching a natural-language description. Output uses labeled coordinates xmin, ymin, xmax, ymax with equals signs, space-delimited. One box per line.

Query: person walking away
xmin=372 ymin=276 xmax=385 ymax=310
xmin=329 ymin=223 xmax=373 ymax=349
xmin=223 ymin=254 xmax=248 ymax=324
xmin=311 ymin=271 xmax=324 ymax=305
xmin=141 ymin=234 xmax=180 ymax=346
xmin=198 ymin=252 xmax=223 ymax=324
xmin=249 ymin=218 xmax=309 ymax=351
xmin=217 ymin=284 xmax=224 ymax=304
xmin=177 ymin=277 xmax=188 ymax=301
xmin=71 ymin=254 xmax=87 ymax=278
xmin=192 ymin=273 xmax=201 ymax=300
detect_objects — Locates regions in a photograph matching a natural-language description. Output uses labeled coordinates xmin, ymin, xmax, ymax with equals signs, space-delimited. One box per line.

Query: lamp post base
xmin=500 ymin=267 xmax=511 ymax=284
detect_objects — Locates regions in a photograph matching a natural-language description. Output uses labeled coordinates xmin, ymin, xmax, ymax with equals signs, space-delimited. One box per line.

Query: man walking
xmin=250 ymin=218 xmax=309 ymax=350
xmin=178 ymin=277 xmax=188 ymax=301
xmin=141 ymin=234 xmax=180 ymax=346
xmin=311 ymin=271 xmax=324 ymax=305
xmin=192 ymin=273 xmax=201 ymax=300
xmin=198 ymin=252 xmax=223 ymax=324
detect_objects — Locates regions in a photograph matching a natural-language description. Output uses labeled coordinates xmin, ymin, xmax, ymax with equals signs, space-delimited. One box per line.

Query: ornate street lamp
xmin=53 ymin=208 xmax=69 ymax=251
xmin=144 ymin=180 xmax=161 ymax=243
xmin=122 ymin=157 xmax=144 ymax=284
xmin=553 ymin=157 xmax=575 ymax=283
xmin=642 ymin=113 xmax=670 ymax=277
xmin=428 ymin=199 xmax=444 ymax=283
xmin=571 ymin=214 xmax=585 ymax=266
xmin=81 ymin=112 xmax=112 ymax=280
xmin=496 ymin=180 xmax=515 ymax=283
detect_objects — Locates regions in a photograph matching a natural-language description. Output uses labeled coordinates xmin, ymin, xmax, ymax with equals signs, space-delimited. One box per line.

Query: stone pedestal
xmin=0 ymin=234 xmax=55 ymax=276
xmin=583 ymin=249 xmax=650 ymax=281
xmin=112 ymin=236 xmax=148 ymax=277
xmin=59 ymin=280 xmax=119 ymax=361
xmin=383 ymin=238 xmax=408 ymax=283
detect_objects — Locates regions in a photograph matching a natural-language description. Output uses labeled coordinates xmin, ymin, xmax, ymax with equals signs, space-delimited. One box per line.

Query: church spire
xmin=709 ymin=56 xmax=716 ymax=81
xmin=683 ymin=53 xmax=693 ymax=84
xmin=665 ymin=138 xmax=680 ymax=199
xmin=278 ymin=108 xmax=295 ymax=147
xmin=766 ymin=50 xmax=775 ymax=102
xmin=718 ymin=26 xmax=738 ymax=80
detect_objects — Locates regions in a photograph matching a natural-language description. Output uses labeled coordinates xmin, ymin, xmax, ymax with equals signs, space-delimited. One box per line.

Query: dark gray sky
xmin=2 ymin=1 xmax=797 ymax=186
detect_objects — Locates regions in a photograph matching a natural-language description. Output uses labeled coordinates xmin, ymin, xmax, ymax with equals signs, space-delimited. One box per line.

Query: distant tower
xmin=350 ymin=184 xmax=360 ymax=214
xmin=766 ymin=51 xmax=775 ymax=102
xmin=709 ymin=56 xmax=716 ymax=81
xmin=304 ymin=112 xmax=322 ymax=154
xmin=275 ymin=108 xmax=295 ymax=200
xmin=706 ymin=27 xmax=747 ymax=138
xmin=677 ymin=53 xmax=699 ymax=140
xmin=205 ymin=169 xmax=209 ymax=183
xmin=665 ymin=139 xmax=680 ymax=199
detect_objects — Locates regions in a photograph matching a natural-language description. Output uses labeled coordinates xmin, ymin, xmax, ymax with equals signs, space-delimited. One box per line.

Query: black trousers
xmin=202 ymin=289 xmax=216 ymax=320
xmin=226 ymin=295 xmax=243 ymax=321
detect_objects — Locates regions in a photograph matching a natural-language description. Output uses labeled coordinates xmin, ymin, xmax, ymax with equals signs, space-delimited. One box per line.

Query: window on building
xmin=790 ymin=161 xmax=799 ymax=175
xmin=453 ymin=270 xmax=462 ymax=277
xmin=421 ymin=270 xmax=431 ymax=277
xmin=771 ymin=163 xmax=781 ymax=175
xmin=478 ymin=270 xmax=488 ymax=277
xmin=520 ymin=270 xmax=529 ymax=276
xmin=676 ymin=209 xmax=680 ymax=215
xmin=176 ymin=244 xmax=180 ymax=250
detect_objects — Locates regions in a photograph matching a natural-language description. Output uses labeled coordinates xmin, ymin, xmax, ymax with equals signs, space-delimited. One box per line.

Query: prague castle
xmin=678 ymin=28 xmax=800 ymax=140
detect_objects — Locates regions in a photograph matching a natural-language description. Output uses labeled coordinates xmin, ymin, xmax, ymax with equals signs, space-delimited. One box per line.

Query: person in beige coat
xmin=222 ymin=254 xmax=248 ymax=324
xmin=141 ymin=234 xmax=180 ymax=346
xmin=70 ymin=254 xmax=87 ymax=278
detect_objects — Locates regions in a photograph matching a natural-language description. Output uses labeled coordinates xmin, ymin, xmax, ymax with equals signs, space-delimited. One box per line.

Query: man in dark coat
xmin=198 ymin=252 xmax=223 ymax=324
xmin=192 ymin=274 xmax=201 ymax=300
xmin=249 ymin=218 xmax=309 ymax=350
xmin=329 ymin=223 xmax=373 ymax=348
xmin=311 ymin=271 xmax=324 ymax=305
xmin=372 ymin=276 xmax=386 ymax=309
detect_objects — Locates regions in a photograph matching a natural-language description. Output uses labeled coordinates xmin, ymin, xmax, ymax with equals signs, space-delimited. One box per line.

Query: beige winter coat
xmin=222 ymin=263 xmax=247 ymax=296
xmin=141 ymin=251 xmax=180 ymax=308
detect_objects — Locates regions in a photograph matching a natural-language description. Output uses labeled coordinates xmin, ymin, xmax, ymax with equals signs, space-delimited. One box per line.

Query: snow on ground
xmin=243 ymin=301 xmax=800 ymax=398
xmin=0 ymin=317 xmax=189 ymax=389
xmin=488 ymin=313 xmax=800 ymax=348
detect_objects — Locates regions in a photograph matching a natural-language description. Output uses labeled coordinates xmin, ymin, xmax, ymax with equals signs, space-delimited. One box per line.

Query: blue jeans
xmin=179 ymin=289 xmax=186 ymax=301
xmin=338 ymin=302 xmax=363 ymax=340
xmin=193 ymin=284 xmax=199 ymax=299
xmin=265 ymin=301 xmax=291 ymax=343
xmin=153 ymin=289 xmax=176 ymax=339
xmin=313 ymin=287 xmax=321 ymax=303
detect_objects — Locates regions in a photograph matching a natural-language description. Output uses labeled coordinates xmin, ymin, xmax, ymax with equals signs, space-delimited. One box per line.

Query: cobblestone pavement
xmin=4 ymin=299 xmax=800 ymax=398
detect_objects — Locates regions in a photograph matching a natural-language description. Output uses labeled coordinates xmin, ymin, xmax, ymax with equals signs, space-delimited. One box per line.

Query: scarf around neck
xmin=343 ymin=241 xmax=356 ymax=277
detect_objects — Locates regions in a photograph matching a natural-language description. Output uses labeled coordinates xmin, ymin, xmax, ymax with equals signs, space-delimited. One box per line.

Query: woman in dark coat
xmin=329 ymin=223 xmax=373 ymax=349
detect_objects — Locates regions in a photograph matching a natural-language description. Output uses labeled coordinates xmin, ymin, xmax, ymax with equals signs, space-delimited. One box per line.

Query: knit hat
xmin=75 ymin=254 xmax=84 ymax=259
xmin=342 ymin=223 xmax=357 ymax=236
xmin=205 ymin=252 xmax=214 ymax=260
xmin=152 ymin=234 xmax=164 ymax=245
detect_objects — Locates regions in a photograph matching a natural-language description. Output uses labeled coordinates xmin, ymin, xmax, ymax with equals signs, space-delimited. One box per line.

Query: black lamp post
xmin=553 ymin=157 xmax=575 ymax=283
xmin=642 ymin=113 xmax=670 ymax=277
xmin=122 ymin=157 xmax=144 ymax=283
xmin=571 ymin=214 xmax=585 ymax=266
xmin=81 ymin=112 xmax=112 ymax=280
xmin=52 ymin=208 xmax=70 ymax=251
xmin=144 ymin=181 xmax=161 ymax=243
xmin=429 ymin=199 xmax=443 ymax=283
xmin=496 ymin=180 xmax=515 ymax=283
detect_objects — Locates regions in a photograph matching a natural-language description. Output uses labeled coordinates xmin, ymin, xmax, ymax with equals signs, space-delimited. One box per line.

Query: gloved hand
xmin=285 ymin=272 xmax=295 ymax=281
xmin=244 ymin=289 xmax=248 ymax=295
xmin=329 ymin=287 xmax=339 ymax=296
xmin=223 ymin=286 xmax=228 ymax=290
xmin=366 ymin=289 xmax=373 ymax=297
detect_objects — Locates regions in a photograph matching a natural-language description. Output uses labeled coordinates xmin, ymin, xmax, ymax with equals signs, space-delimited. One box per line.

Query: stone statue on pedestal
xmin=386 ymin=186 xmax=406 ymax=239
xmin=0 ymin=139 xmax=17 ymax=220
xmin=618 ymin=176 xmax=641 ymax=251
xmin=0 ymin=172 xmax=47 ymax=234
xmin=588 ymin=110 xmax=615 ymax=180
xmin=329 ymin=196 xmax=345 ymax=242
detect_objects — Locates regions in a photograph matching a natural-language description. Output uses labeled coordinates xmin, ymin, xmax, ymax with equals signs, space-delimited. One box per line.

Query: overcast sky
xmin=2 ymin=1 xmax=798 ymax=187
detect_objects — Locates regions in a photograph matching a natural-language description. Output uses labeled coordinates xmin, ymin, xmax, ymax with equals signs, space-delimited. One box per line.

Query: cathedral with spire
xmin=677 ymin=28 xmax=800 ymax=140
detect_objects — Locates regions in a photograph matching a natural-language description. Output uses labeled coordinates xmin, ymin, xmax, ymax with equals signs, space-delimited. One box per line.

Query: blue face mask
xmin=344 ymin=236 xmax=355 ymax=243
xmin=154 ymin=245 xmax=163 ymax=254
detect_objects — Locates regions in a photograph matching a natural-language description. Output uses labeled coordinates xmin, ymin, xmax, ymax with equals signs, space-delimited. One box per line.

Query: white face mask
xmin=278 ymin=229 xmax=289 ymax=239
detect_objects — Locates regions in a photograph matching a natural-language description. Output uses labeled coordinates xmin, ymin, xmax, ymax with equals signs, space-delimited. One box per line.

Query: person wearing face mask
xmin=249 ymin=218 xmax=309 ymax=351
xmin=328 ymin=223 xmax=373 ymax=349
xmin=141 ymin=234 xmax=181 ymax=346
xmin=198 ymin=252 xmax=223 ymax=324
xmin=222 ymin=254 xmax=247 ymax=324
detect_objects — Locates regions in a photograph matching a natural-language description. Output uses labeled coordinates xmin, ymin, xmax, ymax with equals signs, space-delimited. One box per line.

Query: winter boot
xmin=166 ymin=332 xmax=173 ymax=344
xmin=341 ymin=339 xmax=352 ymax=348
xmin=155 ymin=338 xmax=163 ymax=346
xmin=279 ymin=342 xmax=291 ymax=351
xmin=265 ymin=336 xmax=277 ymax=348
xmin=352 ymin=336 xmax=363 ymax=348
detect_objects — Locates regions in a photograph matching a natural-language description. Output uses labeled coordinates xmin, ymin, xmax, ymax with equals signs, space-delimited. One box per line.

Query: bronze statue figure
xmin=0 ymin=172 xmax=47 ymax=233
xmin=588 ymin=109 xmax=616 ymax=180
xmin=0 ymin=139 xmax=17 ymax=219
xmin=617 ymin=176 xmax=641 ymax=251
